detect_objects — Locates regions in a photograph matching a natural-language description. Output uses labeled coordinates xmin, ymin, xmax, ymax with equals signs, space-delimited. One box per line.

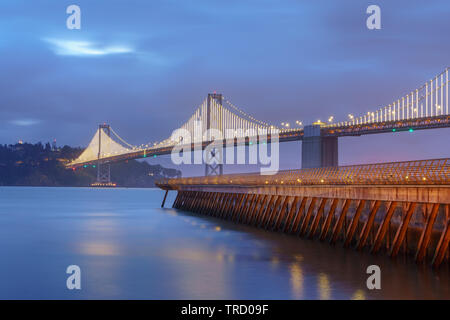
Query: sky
xmin=0 ymin=0 xmax=449 ymax=174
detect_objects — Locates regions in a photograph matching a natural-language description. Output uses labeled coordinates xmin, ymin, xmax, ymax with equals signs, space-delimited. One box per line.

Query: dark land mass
xmin=0 ymin=142 xmax=181 ymax=187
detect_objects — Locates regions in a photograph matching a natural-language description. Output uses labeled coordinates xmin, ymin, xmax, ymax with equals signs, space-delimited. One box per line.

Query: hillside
xmin=0 ymin=142 xmax=181 ymax=187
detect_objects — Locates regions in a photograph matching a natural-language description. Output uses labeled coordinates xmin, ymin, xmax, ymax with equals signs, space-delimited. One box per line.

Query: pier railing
xmin=157 ymin=158 xmax=450 ymax=187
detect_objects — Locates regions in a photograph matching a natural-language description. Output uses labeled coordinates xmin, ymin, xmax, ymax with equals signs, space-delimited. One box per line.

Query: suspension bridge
xmin=67 ymin=68 xmax=450 ymax=267
xmin=67 ymin=68 xmax=450 ymax=183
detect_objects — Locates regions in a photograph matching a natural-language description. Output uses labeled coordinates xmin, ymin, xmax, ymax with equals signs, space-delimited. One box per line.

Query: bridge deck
xmin=68 ymin=115 xmax=449 ymax=168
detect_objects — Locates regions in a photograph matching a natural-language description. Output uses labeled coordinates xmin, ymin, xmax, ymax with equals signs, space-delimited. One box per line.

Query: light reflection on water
xmin=289 ymin=263 xmax=304 ymax=299
xmin=352 ymin=289 xmax=366 ymax=300
xmin=0 ymin=187 xmax=448 ymax=300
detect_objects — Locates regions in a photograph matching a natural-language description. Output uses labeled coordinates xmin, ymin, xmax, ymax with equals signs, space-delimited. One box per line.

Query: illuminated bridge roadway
xmin=67 ymin=68 xmax=450 ymax=181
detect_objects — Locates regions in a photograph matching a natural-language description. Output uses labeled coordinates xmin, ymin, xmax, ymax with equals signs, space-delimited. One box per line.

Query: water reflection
xmin=271 ymin=256 xmax=280 ymax=268
xmin=76 ymin=213 xmax=122 ymax=256
xmin=351 ymin=289 xmax=366 ymax=300
xmin=161 ymin=246 xmax=233 ymax=299
xmin=78 ymin=242 xmax=121 ymax=256
xmin=0 ymin=187 xmax=448 ymax=299
xmin=290 ymin=263 xmax=304 ymax=299
xmin=318 ymin=273 xmax=331 ymax=300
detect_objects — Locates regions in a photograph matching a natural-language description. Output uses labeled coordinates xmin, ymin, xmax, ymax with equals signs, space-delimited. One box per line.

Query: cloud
xmin=44 ymin=38 xmax=133 ymax=56
xmin=9 ymin=119 xmax=41 ymax=126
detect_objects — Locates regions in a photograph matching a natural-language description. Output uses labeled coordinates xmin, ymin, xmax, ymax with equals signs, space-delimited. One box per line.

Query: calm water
xmin=0 ymin=187 xmax=448 ymax=300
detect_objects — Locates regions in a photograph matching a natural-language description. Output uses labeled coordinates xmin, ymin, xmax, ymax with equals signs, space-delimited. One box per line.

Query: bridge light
xmin=392 ymin=129 xmax=396 ymax=132
xmin=409 ymin=128 xmax=414 ymax=132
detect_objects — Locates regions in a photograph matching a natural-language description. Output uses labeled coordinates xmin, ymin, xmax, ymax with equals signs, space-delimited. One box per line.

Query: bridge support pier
xmin=205 ymin=93 xmax=224 ymax=176
xmin=161 ymin=190 xmax=169 ymax=208
xmin=92 ymin=124 xmax=114 ymax=186
xmin=96 ymin=162 xmax=111 ymax=184
xmin=301 ymin=125 xmax=338 ymax=169
xmin=205 ymin=149 xmax=223 ymax=176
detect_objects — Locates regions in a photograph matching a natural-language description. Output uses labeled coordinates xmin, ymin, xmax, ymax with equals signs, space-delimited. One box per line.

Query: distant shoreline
xmin=0 ymin=142 xmax=181 ymax=188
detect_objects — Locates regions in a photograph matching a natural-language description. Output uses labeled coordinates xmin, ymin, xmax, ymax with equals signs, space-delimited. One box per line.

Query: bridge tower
xmin=96 ymin=124 xmax=112 ymax=184
xmin=205 ymin=93 xmax=223 ymax=176
xmin=302 ymin=124 xmax=338 ymax=168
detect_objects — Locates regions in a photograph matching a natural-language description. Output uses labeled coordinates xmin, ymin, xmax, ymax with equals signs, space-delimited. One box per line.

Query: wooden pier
xmin=157 ymin=159 xmax=450 ymax=268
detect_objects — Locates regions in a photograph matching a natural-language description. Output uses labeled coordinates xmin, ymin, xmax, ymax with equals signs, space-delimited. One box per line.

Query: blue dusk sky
xmin=0 ymin=0 xmax=449 ymax=173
